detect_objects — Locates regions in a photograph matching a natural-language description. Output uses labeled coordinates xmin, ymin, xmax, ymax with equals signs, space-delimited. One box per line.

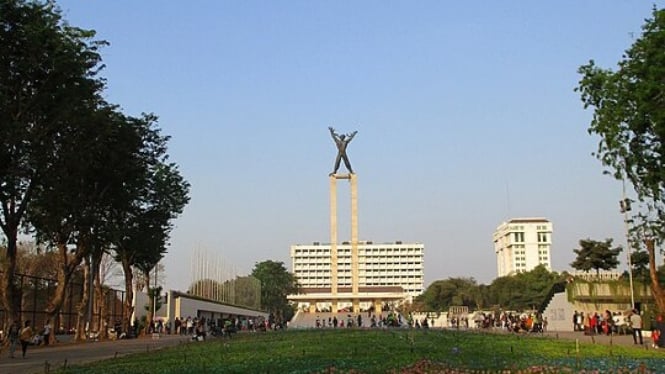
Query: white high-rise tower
xmin=493 ymin=218 xmax=552 ymax=277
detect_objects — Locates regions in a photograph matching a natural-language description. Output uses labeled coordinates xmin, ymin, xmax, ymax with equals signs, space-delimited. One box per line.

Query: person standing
xmin=19 ymin=320 xmax=34 ymax=358
xmin=653 ymin=314 xmax=665 ymax=348
xmin=630 ymin=309 xmax=643 ymax=345
xmin=7 ymin=321 xmax=20 ymax=358
xmin=43 ymin=319 xmax=52 ymax=346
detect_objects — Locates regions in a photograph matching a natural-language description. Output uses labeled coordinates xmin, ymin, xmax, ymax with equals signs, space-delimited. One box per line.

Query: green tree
xmin=417 ymin=277 xmax=479 ymax=311
xmin=144 ymin=286 xmax=163 ymax=314
xmin=233 ymin=276 xmax=261 ymax=309
xmin=630 ymin=249 xmax=651 ymax=283
xmin=112 ymin=115 xmax=190 ymax=334
xmin=570 ymin=239 xmax=622 ymax=276
xmin=28 ymin=106 xmax=135 ymax=340
xmin=486 ymin=275 xmax=521 ymax=310
xmin=251 ymin=260 xmax=298 ymax=323
xmin=0 ymin=0 xmax=106 ymax=324
xmin=486 ymin=265 xmax=562 ymax=311
xmin=577 ymin=6 xmax=665 ymax=313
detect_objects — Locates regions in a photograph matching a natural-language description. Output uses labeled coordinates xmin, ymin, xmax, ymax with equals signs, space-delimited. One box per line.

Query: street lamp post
xmin=620 ymin=180 xmax=636 ymax=309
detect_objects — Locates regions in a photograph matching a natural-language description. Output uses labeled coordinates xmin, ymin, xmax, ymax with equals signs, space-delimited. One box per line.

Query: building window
xmin=537 ymin=232 xmax=548 ymax=243
xmin=513 ymin=232 xmax=524 ymax=242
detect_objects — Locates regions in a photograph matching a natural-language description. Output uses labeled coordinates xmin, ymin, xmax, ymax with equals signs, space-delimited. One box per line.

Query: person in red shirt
xmin=588 ymin=312 xmax=597 ymax=335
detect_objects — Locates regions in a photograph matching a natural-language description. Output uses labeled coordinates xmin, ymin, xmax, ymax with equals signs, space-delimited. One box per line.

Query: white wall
xmin=543 ymin=292 xmax=574 ymax=332
xmin=131 ymin=291 xmax=167 ymax=324
xmin=132 ymin=290 xmax=268 ymax=326
xmin=174 ymin=295 xmax=268 ymax=320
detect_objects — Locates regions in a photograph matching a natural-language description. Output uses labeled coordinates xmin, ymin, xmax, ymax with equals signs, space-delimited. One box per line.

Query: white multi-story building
xmin=290 ymin=241 xmax=424 ymax=299
xmin=493 ymin=218 xmax=552 ymax=277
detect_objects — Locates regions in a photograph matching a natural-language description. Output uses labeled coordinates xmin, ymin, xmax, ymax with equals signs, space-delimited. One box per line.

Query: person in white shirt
xmin=43 ymin=320 xmax=52 ymax=346
xmin=630 ymin=309 xmax=643 ymax=345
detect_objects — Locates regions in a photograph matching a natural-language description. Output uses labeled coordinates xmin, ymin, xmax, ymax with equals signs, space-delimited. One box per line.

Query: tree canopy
xmin=416 ymin=266 xmax=563 ymax=312
xmin=0 ymin=0 xmax=190 ymax=334
xmin=570 ymin=238 xmax=622 ymax=275
xmin=417 ymin=277 xmax=479 ymax=312
xmin=629 ymin=249 xmax=651 ymax=283
xmin=0 ymin=0 xmax=107 ymax=322
xmin=251 ymin=260 xmax=298 ymax=323
xmin=577 ymin=7 xmax=665 ymax=312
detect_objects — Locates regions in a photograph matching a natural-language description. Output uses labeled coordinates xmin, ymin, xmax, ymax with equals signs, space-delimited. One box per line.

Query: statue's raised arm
xmin=328 ymin=126 xmax=339 ymax=140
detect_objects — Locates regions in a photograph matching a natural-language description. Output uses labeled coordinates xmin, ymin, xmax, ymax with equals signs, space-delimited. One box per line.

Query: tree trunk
xmin=121 ymin=258 xmax=134 ymax=336
xmin=145 ymin=270 xmax=153 ymax=335
xmin=645 ymin=239 xmax=665 ymax=313
xmin=93 ymin=257 xmax=108 ymax=340
xmin=74 ymin=256 xmax=91 ymax=341
xmin=0 ymin=223 xmax=21 ymax=329
xmin=46 ymin=242 xmax=85 ymax=329
xmin=0 ymin=182 xmax=34 ymax=330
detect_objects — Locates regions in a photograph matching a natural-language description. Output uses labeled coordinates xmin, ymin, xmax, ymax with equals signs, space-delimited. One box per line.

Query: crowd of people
xmin=447 ymin=311 xmax=547 ymax=333
xmin=171 ymin=315 xmax=274 ymax=340
xmin=572 ymin=309 xmax=665 ymax=348
xmin=314 ymin=311 xmax=404 ymax=328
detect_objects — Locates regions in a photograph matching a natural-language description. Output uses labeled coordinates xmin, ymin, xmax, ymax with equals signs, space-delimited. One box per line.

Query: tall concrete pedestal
xmin=330 ymin=173 xmax=359 ymax=313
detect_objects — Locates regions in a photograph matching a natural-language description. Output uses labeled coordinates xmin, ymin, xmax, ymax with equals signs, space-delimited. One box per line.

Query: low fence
xmin=0 ymin=272 xmax=125 ymax=336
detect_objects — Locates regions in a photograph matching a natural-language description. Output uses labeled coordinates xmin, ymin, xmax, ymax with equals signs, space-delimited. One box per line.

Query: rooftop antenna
xmin=505 ymin=180 xmax=512 ymax=220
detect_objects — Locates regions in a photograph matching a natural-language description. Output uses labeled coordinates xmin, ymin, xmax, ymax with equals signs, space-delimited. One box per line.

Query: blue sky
xmin=55 ymin=0 xmax=665 ymax=291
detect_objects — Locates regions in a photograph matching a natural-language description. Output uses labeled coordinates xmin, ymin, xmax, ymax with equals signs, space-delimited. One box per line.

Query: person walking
xmin=630 ymin=309 xmax=643 ymax=345
xmin=19 ymin=320 xmax=34 ymax=358
xmin=7 ymin=321 xmax=20 ymax=358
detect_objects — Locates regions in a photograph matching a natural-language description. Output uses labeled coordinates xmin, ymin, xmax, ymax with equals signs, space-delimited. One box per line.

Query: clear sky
xmin=55 ymin=0 xmax=665 ymax=291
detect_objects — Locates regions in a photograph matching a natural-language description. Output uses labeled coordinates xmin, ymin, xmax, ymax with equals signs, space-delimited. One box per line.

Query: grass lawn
xmin=55 ymin=329 xmax=664 ymax=373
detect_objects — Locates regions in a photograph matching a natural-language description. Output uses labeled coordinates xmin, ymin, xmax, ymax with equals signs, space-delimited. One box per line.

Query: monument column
xmin=351 ymin=174 xmax=359 ymax=313
xmin=327 ymin=127 xmax=359 ymax=315
xmin=330 ymin=175 xmax=338 ymax=312
xmin=374 ymin=300 xmax=383 ymax=315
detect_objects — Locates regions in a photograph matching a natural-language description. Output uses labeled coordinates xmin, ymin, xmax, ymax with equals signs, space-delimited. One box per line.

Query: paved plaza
xmin=0 ymin=334 xmax=191 ymax=374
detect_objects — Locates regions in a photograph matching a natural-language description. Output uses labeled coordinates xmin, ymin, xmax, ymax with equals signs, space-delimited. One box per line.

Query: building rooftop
xmin=298 ymin=286 xmax=405 ymax=294
xmin=506 ymin=217 xmax=550 ymax=223
xmin=293 ymin=241 xmax=423 ymax=246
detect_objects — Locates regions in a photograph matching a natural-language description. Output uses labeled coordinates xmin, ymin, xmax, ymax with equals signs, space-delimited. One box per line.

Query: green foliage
xmin=416 ymin=277 xmax=479 ymax=311
xmin=0 ymin=0 xmax=109 ymax=320
xmin=232 ymin=275 xmax=261 ymax=310
xmin=251 ymin=260 xmax=299 ymax=321
xmin=53 ymin=329 xmax=664 ymax=373
xmin=570 ymin=238 xmax=622 ymax=275
xmin=577 ymin=6 xmax=665 ymax=311
xmin=418 ymin=266 xmax=563 ymax=312
xmin=630 ymin=249 xmax=651 ymax=282
xmin=489 ymin=265 xmax=564 ymax=310
xmin=0 ymin=0 xmax=190 ymax=328
xmin=143 ymin=286 xmax=163 ymax=312
xmin=186 ymin=275 xmax=261 ymax=310
xmin=114 ymin=116 xmax=191 ymax=273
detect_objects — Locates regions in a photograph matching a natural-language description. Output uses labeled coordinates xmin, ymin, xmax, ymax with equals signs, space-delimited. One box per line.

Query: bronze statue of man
xmin=329 ymin=126 xmax=358 ymax=175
